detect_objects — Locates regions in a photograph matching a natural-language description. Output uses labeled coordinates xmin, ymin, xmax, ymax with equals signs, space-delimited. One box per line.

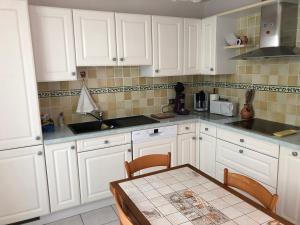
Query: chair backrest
xmin=112 ymin=188 xmax=133 ymax=225
xmin=125 ymin=152 xmax=171 ymax=178
xmin=224 ymin=168 xmax=278 ymax=212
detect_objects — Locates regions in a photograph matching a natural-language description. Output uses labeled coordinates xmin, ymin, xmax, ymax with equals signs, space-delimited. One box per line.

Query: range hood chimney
xmin=232 ymin=0 xmax=300 ymax=60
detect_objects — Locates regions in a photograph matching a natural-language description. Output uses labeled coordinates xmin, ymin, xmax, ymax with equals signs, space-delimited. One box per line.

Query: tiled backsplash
xmin=38 ymin=67 xmax=201 ymax=124
xmin=38 ymin=10 xmax=300 ymax=126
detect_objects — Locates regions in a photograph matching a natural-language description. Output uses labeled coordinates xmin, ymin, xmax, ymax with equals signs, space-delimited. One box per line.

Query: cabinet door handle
xmin=112 ymin=57 xmax=117 ymax=61
xmin=104 ymin=140 xmax=109 ymax=144
xmin=240 ymin=139 xmax=245 ymax=143
xmin=71 ymin=146 xmax=76 ymax=150
xmin=205 ymin=128 xmax=209 ymax=131
xmin=36 ymin=136 xmax=41 ymax=140
xmin=192 ymin=137 xmax=196 ymax=140
xmin=292 ymin=152 xmax=298 ymax=157
xmin=239 ymin=149 xmax=244 ymax=154
xmin=71 ymin=72 xmax=76 ymax=76
xmin=210 ymin=68 xmax=214 ymax=72
xmin=185 ymin=127 xmax=190 ymax=130
xmin=128 ymin=149 xmax=132 ymax=153
xmin=119 ymin=58 xmax=124 ymax=61
xmin=199 ymin=137 xmax=202 ymax=140
xmin=155 ymin=69 xmax=159 ymax=73
xmin=37 ymin=151 xmax=43 ymax=156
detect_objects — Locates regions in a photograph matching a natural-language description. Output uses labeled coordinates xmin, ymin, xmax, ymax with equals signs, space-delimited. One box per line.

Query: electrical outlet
xmin=169 ymin=99 xmax=175 ymax=105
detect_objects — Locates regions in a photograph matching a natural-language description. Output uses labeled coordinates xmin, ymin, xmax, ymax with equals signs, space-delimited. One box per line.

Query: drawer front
xmin=200 ymin=122 xmax=217 ymax=137
xmin=217 ymin=128 xmax=279 ymax=158
xmin=178 ymin=123 xmax=196 ymax=134
xmin=215 ymin=162 xmax=276 ymax=194
xmin=216 ymin=139 xmax=278 ymax=188
xmin=77 ymin=133 xmax=131 ymax=152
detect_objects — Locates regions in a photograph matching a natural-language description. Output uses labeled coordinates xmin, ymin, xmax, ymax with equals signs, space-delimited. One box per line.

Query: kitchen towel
xmin=76 ymin=84 xmax=98 ymax=114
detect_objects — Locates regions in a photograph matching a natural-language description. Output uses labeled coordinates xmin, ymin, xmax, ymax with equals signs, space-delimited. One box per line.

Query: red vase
xmin=240 ymin=104 xmax=254 ymax=119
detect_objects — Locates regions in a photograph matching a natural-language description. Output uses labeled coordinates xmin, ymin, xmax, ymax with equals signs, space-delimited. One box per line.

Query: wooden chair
xmin=112 ymin=188 xmax=133 ymax=225
xmin=125 ymin=152 xmax=171 ymax=178
xmin=224 ymin=168 xmax=278 ymax=212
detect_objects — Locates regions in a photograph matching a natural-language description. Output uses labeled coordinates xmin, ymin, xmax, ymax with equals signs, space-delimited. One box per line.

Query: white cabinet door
xmin=73 ymin=10 xmax=117 ymax=66
xmin=216 ymin=139 xmax=278 ymax=188
xmin=78 ymin=144 xmax=131 ymax=203
xmin=133 ymin=137 xmax=177 ymax=174
xmin=200 ymin=16 xmax=216 ymax=75
xmin=177 ymin=133 xmax=197 ymax=166
xmin=183 ymin=18 xmax=201 ymax=75
xmin=152 ymin=16 xmax=183 ymax=76
xmin=199 ymin=133 xmax=216 ymax=178
xmin=45 ymin=142 xmax=80 ymax=212
xmin=277 ymin=147 xmax=300 ymax=224
xmin=30 ymin=6 xmax=76 ymax=82
xmin=116 ymin=13 xmax=152 ymax=66
xmin=0 ymin=146 xmax=49 ymax=224
xmin=0 ymin=0 xmax=42 ymax=151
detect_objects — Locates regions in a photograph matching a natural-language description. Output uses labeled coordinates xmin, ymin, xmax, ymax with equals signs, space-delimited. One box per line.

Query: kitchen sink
xmin=68 ymin=115 xmax=159 ymax=134
xmin=68 ymin=121 xmax=111 ymax=134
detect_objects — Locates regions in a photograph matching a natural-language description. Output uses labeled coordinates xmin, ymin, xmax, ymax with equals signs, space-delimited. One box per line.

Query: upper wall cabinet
xmin=141 ymin=16 xmax=184 ymax=77
xmin=30 ymin=6 xmax=77 ymax=82
xmin=0 ymin=0 xmax=42 ymax=151
xmin=200 ymin=16 xmax=235 ymax=75
xmin=73 ymin=10 xmax=117 ymax=67
xmin=115 ymin=13 xmax=152 ymax=66
xmin=183 ymin=18 xmax=201 ymax=75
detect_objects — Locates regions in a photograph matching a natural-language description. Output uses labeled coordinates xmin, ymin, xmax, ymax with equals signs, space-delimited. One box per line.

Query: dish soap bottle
xmin=58 ymin=112 xmax=65 ymax=127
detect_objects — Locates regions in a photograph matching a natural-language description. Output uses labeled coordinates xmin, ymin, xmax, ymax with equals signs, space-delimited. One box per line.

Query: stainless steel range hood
xmin=232 ymin=0 xmax=300 ymax=60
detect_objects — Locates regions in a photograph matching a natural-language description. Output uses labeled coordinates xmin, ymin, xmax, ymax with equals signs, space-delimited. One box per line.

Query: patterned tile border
xmin=38 ymin=82 xmax=300 ymax=98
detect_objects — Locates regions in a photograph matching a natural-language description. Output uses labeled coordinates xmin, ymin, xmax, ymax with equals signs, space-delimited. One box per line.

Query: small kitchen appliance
xmin=194 ymin=91 xmax=209 ymax=112
xmin=174 ymin=82 xmax=190 ymax=115
xmin=210 ymin=100 xmax=238 ymax=117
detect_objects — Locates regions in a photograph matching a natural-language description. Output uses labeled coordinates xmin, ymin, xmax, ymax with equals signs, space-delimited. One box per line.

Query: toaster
xmin=210 ymin=100 xmax=238 ymax=117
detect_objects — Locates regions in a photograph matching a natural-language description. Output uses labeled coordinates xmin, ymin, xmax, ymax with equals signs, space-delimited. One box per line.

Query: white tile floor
xmin=44 ymin=205 xmax=119 ymax=225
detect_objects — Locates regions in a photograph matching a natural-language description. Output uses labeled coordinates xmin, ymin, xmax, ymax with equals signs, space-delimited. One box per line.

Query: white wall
xmin=28 ymin=0 xmax=261 ymax=18
xmin=201 ymin=0 xmax=261 ymax=17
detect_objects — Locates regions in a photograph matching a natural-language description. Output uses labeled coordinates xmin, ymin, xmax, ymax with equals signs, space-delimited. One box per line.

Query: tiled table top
xmin=119 ymin=167 xmax=283 ymax=225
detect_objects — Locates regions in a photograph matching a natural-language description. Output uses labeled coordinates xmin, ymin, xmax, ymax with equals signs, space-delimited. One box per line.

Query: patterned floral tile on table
xmin=119 ymin=167 xmax=283 ymax=225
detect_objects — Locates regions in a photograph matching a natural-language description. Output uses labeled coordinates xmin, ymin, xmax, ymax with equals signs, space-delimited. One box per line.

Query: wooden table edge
xmin=110 ymin=164 xmax=294 ymax=225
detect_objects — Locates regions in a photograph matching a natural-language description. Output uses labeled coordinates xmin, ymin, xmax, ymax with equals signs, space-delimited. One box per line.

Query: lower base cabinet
xmin=277 ymin=147 xmax=300 ymax=225
xmin=78 ymin=144 xmax=132 ymax=203
xmin=199 ymin=133 xmax=216 ymax=178
xmin=45 ymin=142 xmax=80 ymax=212
xmin=177 ymin=133 xmax=197 ymax=166
xmin=0 ymin=146 xmax=49 ymax=224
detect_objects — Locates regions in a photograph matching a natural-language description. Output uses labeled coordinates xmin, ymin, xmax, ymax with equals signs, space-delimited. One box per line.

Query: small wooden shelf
xmin=224 ymin=45 xmax=248 ymax=49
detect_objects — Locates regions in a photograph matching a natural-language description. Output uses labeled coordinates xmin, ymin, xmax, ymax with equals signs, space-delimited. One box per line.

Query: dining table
xmin=110 ymin=164 xmax=293 ymax=225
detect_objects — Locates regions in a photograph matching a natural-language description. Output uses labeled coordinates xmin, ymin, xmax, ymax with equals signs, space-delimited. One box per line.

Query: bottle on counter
xmin=58 ymin=112 xmax=65 ymax=127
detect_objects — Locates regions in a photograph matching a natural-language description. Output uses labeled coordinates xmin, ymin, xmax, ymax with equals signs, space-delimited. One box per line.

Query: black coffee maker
xmin=174 ymin=82 xmax=190 ymax=115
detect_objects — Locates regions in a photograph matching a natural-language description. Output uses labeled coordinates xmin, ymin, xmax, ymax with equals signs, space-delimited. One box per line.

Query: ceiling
xmin=28 ymin=0 xmax=260 ymax=18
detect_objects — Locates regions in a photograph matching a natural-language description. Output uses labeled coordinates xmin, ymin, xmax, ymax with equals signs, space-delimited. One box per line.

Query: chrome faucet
xmin=88 ymin=110 xmax=104 ymax=123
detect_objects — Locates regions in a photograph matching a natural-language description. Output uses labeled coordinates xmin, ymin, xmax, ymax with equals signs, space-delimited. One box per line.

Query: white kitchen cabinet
xmin=277 ymin=147 xmax=300 ymax=224
xmin=216 ymin=139 xmax=278 ymax=188
xmin=183 ymin=18 xmax=201 ymax=75
xmin=199 ymin=133 xmax=216 ymax=178
xmin=115 ymin=13 xmax=152 ymax=66
xmin=45 ymin=142 xmax=80 ymax=212
xmin=30 ymin=6 xmax=77 ymax=82
xmin=0 ymin=146 xmax=49 ymax=224
xmin=177 ymin=133 xmax=197 ymax=166
xmin=78 ymin=144 xmax=131 ymax=203
xmin=141 ymin=16 xmax=183 ymax=77
xmin=73 ymin=10 xmax=117 ymax=66
xmin=200 ymin=16 xmax=235 ymax=75
xmin=0 ymin=0 xmax=42 ymax=151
